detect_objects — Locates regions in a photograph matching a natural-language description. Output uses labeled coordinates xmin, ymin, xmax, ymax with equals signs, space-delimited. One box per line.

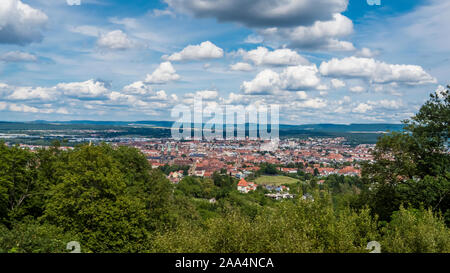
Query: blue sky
xmin=0 ymin=0 xmax=448 ymax=124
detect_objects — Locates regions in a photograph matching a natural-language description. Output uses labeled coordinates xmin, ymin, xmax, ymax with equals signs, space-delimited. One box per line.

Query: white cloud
xmin=241 ymin=65 xmax=321 ymax=94
xmin=244 ymin=34 xmax=264 ymax=44
xmin=185 ymin=90 xmax=219 ymax=101
xmin=281 ymin=65 xmax=321 ymax=91
xmin=368 ymin=99 xmax=404 ymax=110
xmin=222 ymin=92 xmax=250 ymax=105
xmin=109 ymin=17 xmax=139 ymax=29
xmin=97 ymin=30 xmax=135 ymax=50
xmin=0 ymin=51 xmax=37 ymax=62
xmin=230 ymin=62 xmax=253 ymax=72
xmin=356 ymin=47 xmax=378 ymax=58
xmin=239 ymin=47 xmax=309 ymax=66
xmin=319 ymin=57 xmax=437 ymax=85
xmin=0 ymin=101 xmax=7 ymax=111
xmin=0 ymin=0 xmax=48 ymax=45
xmin=259 ymin=14 xmax=354 ymax=51
xmin=353 ymin=103 xmax=373 ymax=113
xmin=144 ymin=62 xmax=181 ymax=84
xmin=56 ymin=79 xmax=109 ymax=99
xmin=241 ymin=69 xmax=281 ymax=95
xmin=349 ymin=86 xmax=365 ymax=93
xmin=70 ymin=25 xmax=102 ymax=37
xmin=0 ymin=78 xmax=180 ymax=116
xmin=165 ymin=0 xmax=348 ymax=28
xmin=294 ymin=98 xmax=327 ymax=109
xmin=122 ymin=81 xmax=154 ymax=95
xmin=151 ymin=9 xmax=175 ymax=17
xmin=9 ymin=103 xmax=39 ymax=113
xmin=331 ymin=79 xmax=346 ymax=88
xmin=164 ymin=41 xmax=223 ymax=61
xmin=7 ymin=86 xmax=56 ymax=101
xmin=67 ymin=0 xmax=81 ymax=6
xmin=296 ymin=91 xmax=308 ymax=100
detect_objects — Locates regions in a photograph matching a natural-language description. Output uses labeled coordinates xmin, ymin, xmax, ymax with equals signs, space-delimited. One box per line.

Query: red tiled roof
xmin=238 ymin=178 xmax=248 ymax=187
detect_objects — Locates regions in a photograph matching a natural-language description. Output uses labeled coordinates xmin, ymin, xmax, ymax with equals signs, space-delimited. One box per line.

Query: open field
xmin=253 ymin=175 xmax=299 ymax=186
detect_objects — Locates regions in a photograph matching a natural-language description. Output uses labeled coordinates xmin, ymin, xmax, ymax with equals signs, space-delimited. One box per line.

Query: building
xmin=237 ymin=178 xmax=257 ymax=193
xmin=168 ymin=170 xmax=184 ymax=184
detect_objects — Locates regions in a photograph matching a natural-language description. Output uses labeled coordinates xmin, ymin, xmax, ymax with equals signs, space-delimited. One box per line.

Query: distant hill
xmin=0 ymin=120 xmax=405 ymax=145
xmin=17 ymin=120 xmax=404 ymax=132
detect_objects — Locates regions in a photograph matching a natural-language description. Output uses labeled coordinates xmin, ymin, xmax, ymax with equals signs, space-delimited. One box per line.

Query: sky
xmin=0 ymin=0 xmax=448 ymax=124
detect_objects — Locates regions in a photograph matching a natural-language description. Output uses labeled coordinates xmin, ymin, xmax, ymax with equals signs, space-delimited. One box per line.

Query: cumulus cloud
xmin=295 ymin=98 xmax=327 ymax=109
xmin=238 ymin=47 xmax=309 ymax=66
xmin=319 ymin=57 xmax=437 ymax=85
xmin=164 ymin=41 xmax=223 ymax=61
xmin=3 ymin=102 xmax=68 ymax=114
xmin=355 ymin=47 xmax=378 ymax=58
xmin=144 ymin=62 xmax=181 ymax=84
xmin=241 ymin=65 xmax=322 ymax=94
xmin=0 ymin=51 xmax=37 ymax=62
xmin=165 ymin=0 xmax=348 ymax=28
xmin=282 ymin=65 xmax=322 ymax=91
xmin=349 ymin=86 xmax=365 ymax=93
xmin=70 ymin=25 xmax=102 ymax=37
xmin=0 ymin=0 xmax=48 ymax=45
xmin=122 ymin=81 xmax=154 ymax=96
xmin=8 ymin=103 xmax=39 ymax=113
xmin=56 ymin=79 xmax=109 ymax=99
xmin=353 ymin=103 xmax=372 ymax=113
xmin=97 ymin=30 xmax=135 ymax=50
xmin=7 ymin=86 xmax=56 ymax=101
xmin=368 ymin=99 xmax=404 ymax=110
xmin=296 ymin=91 xmax=308 ymax=100
xmin=331 ymin=79 xmax=346 ymax=88
xmin=241 ymin=69 xmax=282 ymax=95
xmin=151 ymin=8 xmax=175 ymax=17
xmin=259 ymin=14 xmax=354 ymax=51
xmin=244 ymin=34 xmax=264 ymax=44
xmin=0 ymin=77 xmax=180 ymax=116
xmin=67 ymin=0 xmax=81 ymax=6
xmin=185 ymin=90 xmax=219 ymax=101
xmin=229 ymin=62 xmax=253 ymax=72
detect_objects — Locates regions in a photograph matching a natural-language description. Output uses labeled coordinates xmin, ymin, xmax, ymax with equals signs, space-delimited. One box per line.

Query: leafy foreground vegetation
xmin=0 ymin=87 xmax=449 ymax=253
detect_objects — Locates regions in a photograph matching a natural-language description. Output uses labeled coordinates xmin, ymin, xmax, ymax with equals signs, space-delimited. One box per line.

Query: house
xmin=151 ymin=162 xmax=164 ymax=169
xmin=265 ymin=193 xmax=296 ymax=200
xmin=237 ymin=178 xmax=257 ymax=193
xmin=279 ymin=167 xmax=298 ymax=174
xmin=194 ymin=170 xmax=205 ymax=177
xmin=168 ymin=170 xmax=184 ymax=184
xmin=338 ymin=166 xmax=361 ymax=177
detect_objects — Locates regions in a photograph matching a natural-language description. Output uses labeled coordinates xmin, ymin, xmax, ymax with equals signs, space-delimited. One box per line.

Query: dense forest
xmin=0 ymin=87 xmax=448 ymax=253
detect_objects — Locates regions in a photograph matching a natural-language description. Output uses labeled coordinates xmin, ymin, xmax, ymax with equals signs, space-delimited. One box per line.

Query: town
xmin=6 ymin=136 xmax=374 ymax=196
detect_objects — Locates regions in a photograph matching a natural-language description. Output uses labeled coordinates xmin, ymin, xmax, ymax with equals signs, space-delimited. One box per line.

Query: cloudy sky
xmin=0 ymin=0 xmax=448 ymax=124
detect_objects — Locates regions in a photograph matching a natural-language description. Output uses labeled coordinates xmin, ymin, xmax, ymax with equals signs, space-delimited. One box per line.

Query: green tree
xmin=362 ymin=86 xmax=450 ymax=222
xmin=42 ymin=144 xmax=152 ymax=252
xmin=0 ymin=143 xmax=39 ymax=224
xmin=0 ymin=217 xmax=78 ymax=253
xmin=380 ymin=206 xmax=450 ymax=253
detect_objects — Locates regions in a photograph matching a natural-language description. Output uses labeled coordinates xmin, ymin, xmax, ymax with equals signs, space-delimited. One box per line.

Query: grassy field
xmin=253 ymin=175 xmax=299 ymax=186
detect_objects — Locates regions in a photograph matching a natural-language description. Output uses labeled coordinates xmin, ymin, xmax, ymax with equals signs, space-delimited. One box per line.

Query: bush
xmin=381 ymin=206 xmax=450 ymax=253
xmin=0 ymin=218 xmax=78 ymax=253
